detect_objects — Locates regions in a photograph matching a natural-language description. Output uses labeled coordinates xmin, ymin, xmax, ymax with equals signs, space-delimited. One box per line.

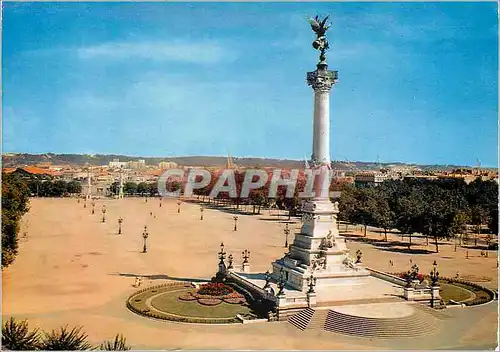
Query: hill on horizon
xmin=1 ymin=152 xmax=486 ymax=171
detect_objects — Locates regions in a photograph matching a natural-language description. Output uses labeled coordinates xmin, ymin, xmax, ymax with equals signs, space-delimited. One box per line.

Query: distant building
xmin=109 ymin=159 xmax=128 ymax=168
xmin=354 ymin=172 xmax=388 ymax=187
xmin=159 ymin=161 xmax=178 ymax=170
xmin=127 ymin=159 xmax=146 ymax=169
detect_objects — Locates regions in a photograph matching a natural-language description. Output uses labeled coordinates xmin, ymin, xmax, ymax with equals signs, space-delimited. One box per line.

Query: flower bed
xmin=398 ymin=272 xmax=424 ymax=282
xmin=178 ymin=292 xmax=197 ymax=301
xmin=198 ymin=298 xmax=223 ymax=306
xmin=198 ymin=282 xmax=233 ymax=296
xmin=224 ymin=297 xmax=246 ymax=304
xmin=175 ymin=284 xmax=246 ymax=306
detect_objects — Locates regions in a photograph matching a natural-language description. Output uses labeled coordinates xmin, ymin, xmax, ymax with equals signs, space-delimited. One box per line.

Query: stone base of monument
xmin=228 ymin=269 xmax=402 ymax=312
xmin=271 ymin=258 xmax=371 ymax=293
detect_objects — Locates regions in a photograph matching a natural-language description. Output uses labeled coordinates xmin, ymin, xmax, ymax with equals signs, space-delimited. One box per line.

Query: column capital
xmin=307 ymin=69 xmax=338 ymax=92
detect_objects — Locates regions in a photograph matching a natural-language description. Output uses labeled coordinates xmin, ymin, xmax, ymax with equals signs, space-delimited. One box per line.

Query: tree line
xmin=338 ymin=178 xmax=498 ymax=252
xmin=2 ymin=173 xmax=30 ymax=268
xmin=163 ymin=169 xmax=348 ymax=217
xmin=27 ymin=179 xmax=82 ymax=197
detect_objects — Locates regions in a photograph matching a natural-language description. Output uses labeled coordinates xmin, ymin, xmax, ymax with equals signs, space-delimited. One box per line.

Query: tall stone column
xmin=118 ymin=169 xmax=124 ymax=199
xmin=86 ymin=169 xmax=92 ymax=201
xmin=271 ymin=16 xmax=370 ymax=293
xmin=307 ymin=68 xmax=338 ymax=200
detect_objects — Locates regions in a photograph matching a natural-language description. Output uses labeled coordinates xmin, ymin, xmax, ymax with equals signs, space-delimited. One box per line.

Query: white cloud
xmin=76 ymin=40 xmax=236 ymax=64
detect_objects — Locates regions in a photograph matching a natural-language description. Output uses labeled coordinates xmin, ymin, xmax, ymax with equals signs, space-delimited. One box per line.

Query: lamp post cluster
xmin=284 ymin=223 xmax=290 ymax=248
xmin=142 ymin=226 xmax=149 ymax=253
xmin=429 ymin=260 xmax=440 ymax=308
xmin=233 ymin=216 xmax=239 ymax=231
xmin=118 ymin=217 xmax=123 ymax=234
xmin=307 ymin=273 xmax=317 ymax=294
xmin=277 ymin=268 xmax=286 ymax=296
xmin=242 ymin=249 xmax=250 ymax=264
xmin=218 ymin=242 xmax=227 ymax=265
xmin=430 ymin=260 xmax=439 ymax=286
xmin=263 ymin=270 xmax=271 ymax=290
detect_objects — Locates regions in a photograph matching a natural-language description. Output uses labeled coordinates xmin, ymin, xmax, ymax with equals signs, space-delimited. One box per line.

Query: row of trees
xmin=2 ymin=317 xmax=130 ymax=350
xmin=2 ymin=173 xmax=30 ymax=268
xmin=163 ymin=169 xmax=348 ymax=216
xmin=338 ymin=178 xmax=498 ymax=252
xmin=27 ymin=179 xmax=82 ymax=197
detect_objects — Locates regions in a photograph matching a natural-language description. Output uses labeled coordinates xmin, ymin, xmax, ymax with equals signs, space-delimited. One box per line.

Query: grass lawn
xmin=438 ymin=282 xmax=475 ymax=303
xmin=150 ymin=289 xmax=253 ymax=318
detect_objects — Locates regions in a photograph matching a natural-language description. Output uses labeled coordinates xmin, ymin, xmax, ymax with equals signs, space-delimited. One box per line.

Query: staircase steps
xmin=323 ymin=309 xmax=439 ymax=338
xmin=315 ymin=296 xmax=403 ymax=307
xmin=287 ymin=307 xmax=314 ymax=330
xmin=409 ymin=302 xmax=452 ymax=319
xmin=306 ymin=309 xmax=329 ymax=330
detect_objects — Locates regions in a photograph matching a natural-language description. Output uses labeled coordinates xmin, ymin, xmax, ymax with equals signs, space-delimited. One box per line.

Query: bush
xmin=39 ymin=325 xmax=93 ymax=350
xmin=99 ymin=334 xmax=131 ymax=351
xmin=2 ymin=317 xmax=40 ymax=350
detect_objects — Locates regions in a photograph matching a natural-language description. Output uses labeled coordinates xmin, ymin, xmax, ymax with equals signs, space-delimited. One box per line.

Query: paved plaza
xmin=2 ymin=197 xmax=498 ymax=349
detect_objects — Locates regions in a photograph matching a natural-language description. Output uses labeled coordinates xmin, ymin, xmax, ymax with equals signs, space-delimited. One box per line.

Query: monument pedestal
xmin=271 ymin=197 xmax=370 ymax=294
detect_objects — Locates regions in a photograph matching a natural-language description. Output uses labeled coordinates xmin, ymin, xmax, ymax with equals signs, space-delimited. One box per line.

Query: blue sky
xmin=3 ymin=2 xmax=498 ymax=167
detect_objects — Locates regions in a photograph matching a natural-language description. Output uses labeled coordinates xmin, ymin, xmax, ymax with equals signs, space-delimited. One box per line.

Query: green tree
xmin=450 ymin=210 xmax=470 ymax=247
xmin=51 ymin=180 xmax=68 ymax=197
xmin=124 ymin=182 xmax=137 ymax=195
xmin=109 ymin=181 xmax=120 ymax=195
xmin=2 ymin=317 xmax=40 ymax=350
xmin=352 ymin=187 xmax=377 ymax=237
xmin=338 ymin=184 xmax=357 ymax=231
xmin=66 ymin=180 xmax=82 ymax=194
xmin=395 ymin=186 xmax=426 ymax=248
xmin=469 ymin=204 xmax=491 ymax=246
xmin=249 ymin=189 xmax=267 ymax=214
xmin=370 ymin=190 xmax=395 ymax=242
xmin=2 ymin=173 xmax=30 ymax=268
xmin=137 ymin=182 xmax=149 ymax=196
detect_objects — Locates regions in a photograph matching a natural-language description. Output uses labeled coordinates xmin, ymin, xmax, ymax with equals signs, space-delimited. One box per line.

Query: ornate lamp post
xmin=355 ymin=249 xmax=363 ymax=264
xmin=91 ymin=201 xmax=95 ymax=214
xmin=101 ymin=205 xmax=106 ymax=223
xmin=218 ymin=242 xmax=227 ymax=265
xmin=177 ymin=200 xmax=181 ymax=213
xmin=307 ymin=273 xmax=317 ymax=294
xmin=284 ymin=223 xmax=290 ymax=248
xmin=263 ymin=270 xmax=271 ymax=290
xmin=242 ymin=249 xmax=250 ymax=264
xmin=429 ymin=260 xmax=440 ymax=308
xmin=277 ymin=268 xmax=286 ymax=296
xmin=233 ymin=216 xmax=238 ymax=231
xmin=200 ymin=207 xmax=204 ymax=220
xmin=118 ymin=217 xmax=123 ymax=234
xmin=142 ymin=226 xmax=149 ymax=253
